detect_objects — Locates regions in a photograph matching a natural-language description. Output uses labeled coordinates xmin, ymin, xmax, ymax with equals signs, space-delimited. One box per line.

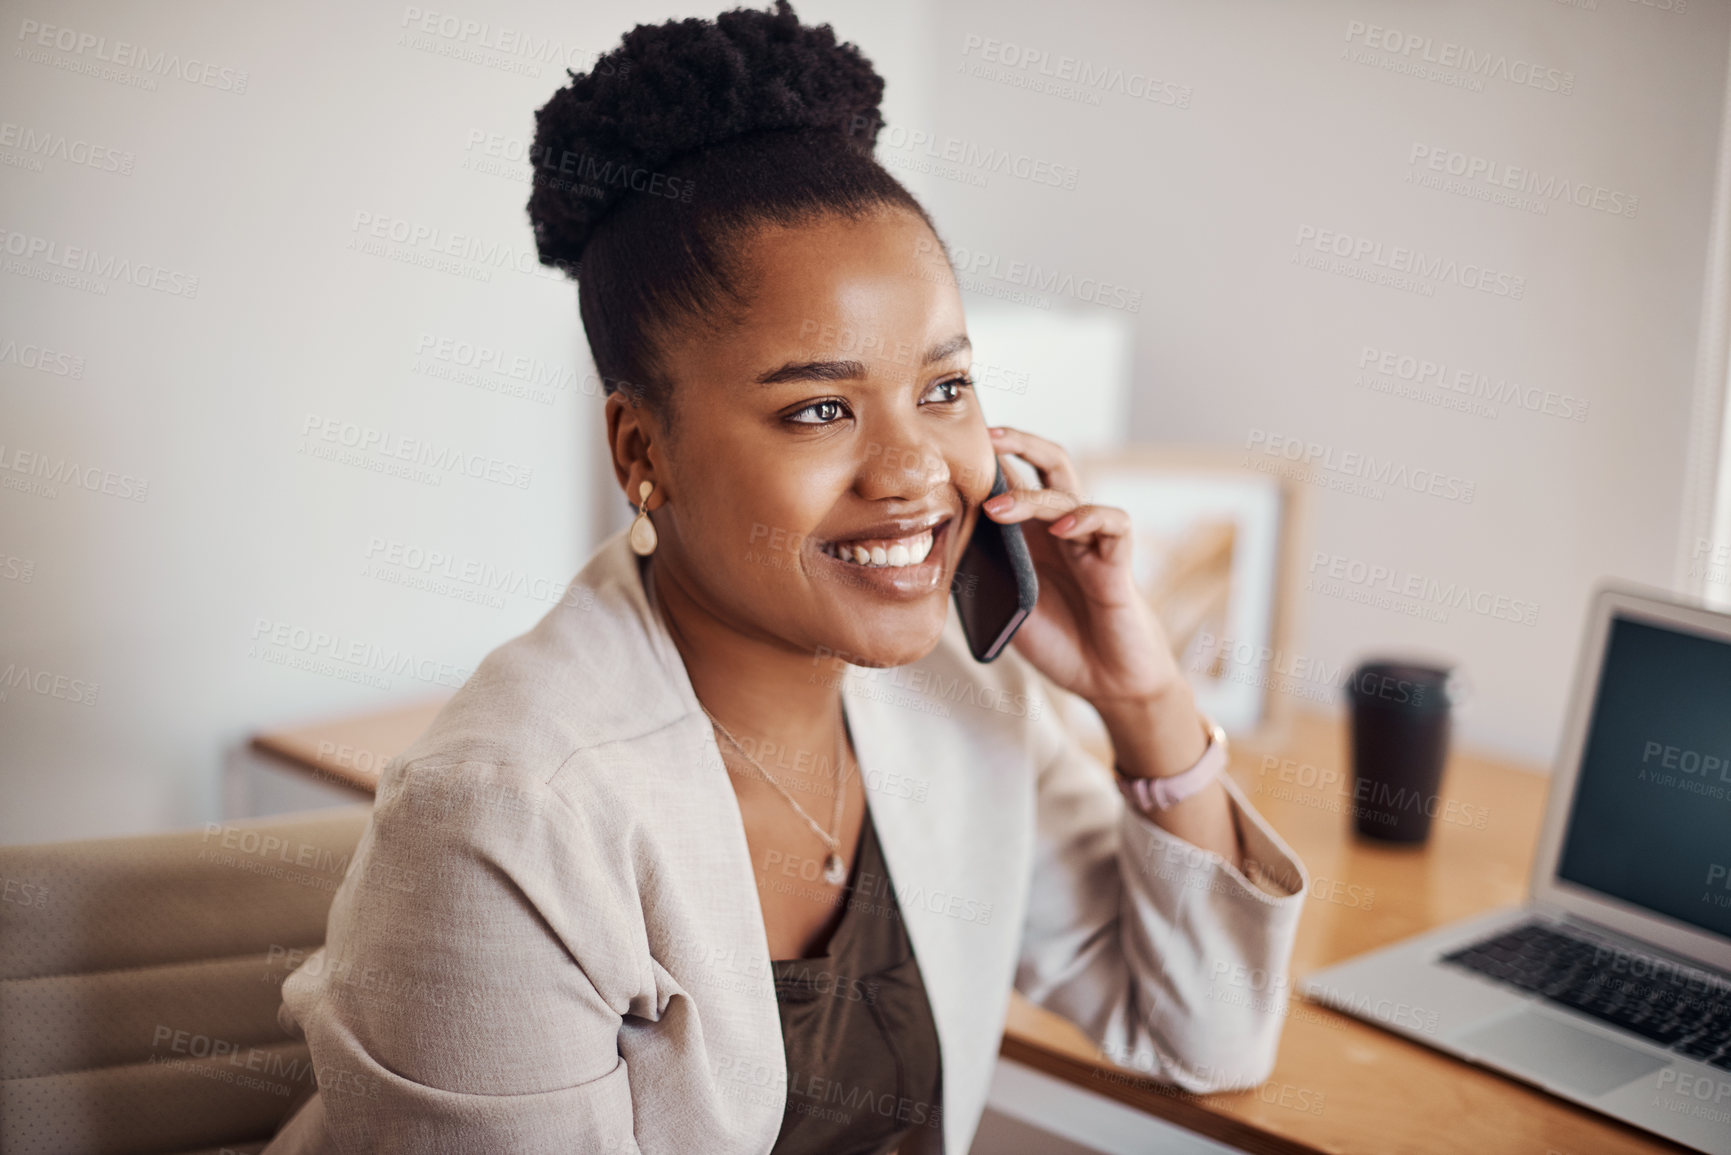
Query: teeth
xmin=824 ymin=528 xmax=935 ymax=568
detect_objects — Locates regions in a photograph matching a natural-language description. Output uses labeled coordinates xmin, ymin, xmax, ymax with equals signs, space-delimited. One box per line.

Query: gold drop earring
xmin=628 ymin=479 xmax=658 ymax=556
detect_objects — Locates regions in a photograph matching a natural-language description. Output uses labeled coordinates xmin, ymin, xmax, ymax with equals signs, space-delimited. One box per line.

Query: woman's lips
xmin=814 ymin=519 xmax=951 ymax=596
xmin=819 ymin=525 xmax=937 ymax=568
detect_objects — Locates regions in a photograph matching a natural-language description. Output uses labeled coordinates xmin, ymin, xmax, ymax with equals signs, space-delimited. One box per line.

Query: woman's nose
xmin=855 ymin=435 xmax=949 ymax=500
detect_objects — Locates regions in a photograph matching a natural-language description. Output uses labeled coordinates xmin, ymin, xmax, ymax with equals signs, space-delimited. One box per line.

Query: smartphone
xmin=952 ymin=458 xmax=1039 ymax=663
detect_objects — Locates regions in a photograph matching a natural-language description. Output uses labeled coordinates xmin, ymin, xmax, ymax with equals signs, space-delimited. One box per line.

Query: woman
xmin=264 ymin=4 xmax=1308 ymax=1153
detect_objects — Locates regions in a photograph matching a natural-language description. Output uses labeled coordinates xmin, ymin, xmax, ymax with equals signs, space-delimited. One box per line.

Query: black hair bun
xmin=528 ymin=0 xmax=886 ymax=273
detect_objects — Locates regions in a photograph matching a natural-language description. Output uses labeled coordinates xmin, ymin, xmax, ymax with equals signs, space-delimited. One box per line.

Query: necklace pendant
xmin=822 ymin=852 xmax=847 ymax=885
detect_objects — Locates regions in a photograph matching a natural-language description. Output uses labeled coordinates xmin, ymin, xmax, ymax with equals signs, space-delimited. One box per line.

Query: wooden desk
xmin=250 ymin=697 xmax=450 ymax=794
xmin=252 ymin=703 xmax=1689 ymax=1154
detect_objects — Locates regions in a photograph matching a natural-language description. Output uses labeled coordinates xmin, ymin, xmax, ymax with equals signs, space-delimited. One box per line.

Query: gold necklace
xmin=702 ymin=704 xmax=852 ymax=885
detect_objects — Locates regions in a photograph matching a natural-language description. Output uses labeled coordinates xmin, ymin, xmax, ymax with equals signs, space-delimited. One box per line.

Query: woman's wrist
xmin=1091 ymin=681 xmax=1209 ymax=781
xmin=1096 ymin=681 xmax=1242 ymax=866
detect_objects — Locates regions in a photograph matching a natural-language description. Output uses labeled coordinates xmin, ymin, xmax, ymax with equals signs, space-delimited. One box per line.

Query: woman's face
xmin=624 ymin=206 xmax=997 ymax=669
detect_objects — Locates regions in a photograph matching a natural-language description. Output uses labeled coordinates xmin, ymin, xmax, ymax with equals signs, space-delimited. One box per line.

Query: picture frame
xmin=1054 ymin=446 xmax=1309 ymax=754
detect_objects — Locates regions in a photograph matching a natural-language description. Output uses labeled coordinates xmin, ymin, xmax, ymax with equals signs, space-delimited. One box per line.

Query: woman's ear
xmin=605 ymin=391 xmax=665 ymax=508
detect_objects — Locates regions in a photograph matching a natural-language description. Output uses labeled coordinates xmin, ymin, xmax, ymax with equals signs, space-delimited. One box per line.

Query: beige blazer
xmin=263 ymin=526 xmax=1310 ymax=1155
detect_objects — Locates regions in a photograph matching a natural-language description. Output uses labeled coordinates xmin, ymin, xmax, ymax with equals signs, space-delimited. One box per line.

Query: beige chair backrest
xmin=0 ymin=806 xmax=371 ymax=1155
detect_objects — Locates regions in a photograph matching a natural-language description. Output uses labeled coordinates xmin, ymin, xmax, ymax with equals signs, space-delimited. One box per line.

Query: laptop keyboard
xmin=1441 ymin=921 xmax=1731 ymax=1069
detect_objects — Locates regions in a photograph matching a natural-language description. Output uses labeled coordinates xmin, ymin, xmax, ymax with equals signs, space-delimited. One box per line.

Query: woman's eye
xmin=926 ymin=375 xmax=975 ymax=404
xmin=788 ymin=398 xmax=848 ymax=425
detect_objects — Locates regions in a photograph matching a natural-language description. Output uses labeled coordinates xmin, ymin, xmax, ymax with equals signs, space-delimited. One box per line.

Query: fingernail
xmin=989 ymin=426 xmax=1005 ymax=437
xmin=984 ymin=494 xmax=1010 ymax=512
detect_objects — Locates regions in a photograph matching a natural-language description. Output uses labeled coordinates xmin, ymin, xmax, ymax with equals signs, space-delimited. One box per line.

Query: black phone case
xmin=952 ymin=460 xmax=1040 ymax=662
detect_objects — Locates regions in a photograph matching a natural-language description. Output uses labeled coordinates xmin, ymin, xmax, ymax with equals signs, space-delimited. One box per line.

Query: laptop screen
xmin=1555 ymin=612 xmax=1731 ymax=940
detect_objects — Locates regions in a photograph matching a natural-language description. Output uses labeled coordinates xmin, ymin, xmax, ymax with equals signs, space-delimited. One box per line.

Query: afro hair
xmin=527 ymin=0 xmax=887 ymax=272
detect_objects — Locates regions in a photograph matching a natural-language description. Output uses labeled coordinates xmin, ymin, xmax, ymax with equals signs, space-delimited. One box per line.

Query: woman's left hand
xmin=977 ymin=426 xmax=1182 ymax=712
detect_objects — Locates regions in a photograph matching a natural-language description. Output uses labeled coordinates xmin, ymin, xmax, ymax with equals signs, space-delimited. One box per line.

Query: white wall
xmin=0 ymin=0 xmax=932 ymax=844
xmin=918 ymin=0 xmax=1731 ymax=764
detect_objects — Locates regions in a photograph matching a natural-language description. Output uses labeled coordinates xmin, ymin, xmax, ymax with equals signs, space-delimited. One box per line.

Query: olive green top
xmin=769 ymin=803 xmax=943 ymax=1155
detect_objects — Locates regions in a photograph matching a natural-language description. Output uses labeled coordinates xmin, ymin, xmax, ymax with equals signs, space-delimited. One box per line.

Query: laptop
xmin=1299 ymin=583 xmax=1731 ymax=1154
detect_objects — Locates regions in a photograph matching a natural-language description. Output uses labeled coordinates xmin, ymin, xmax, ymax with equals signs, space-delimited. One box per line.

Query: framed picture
xmin=1056 ymin=447 xmax=1308 ymax=750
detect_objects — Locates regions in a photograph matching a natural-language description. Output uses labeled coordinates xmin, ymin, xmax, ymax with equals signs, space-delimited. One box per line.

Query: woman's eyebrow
xmin=754 ymin=334 xmax=972 ymax=385
xmin=923 ymin=333 xmax=971 ymax=364
xmin=755 ymin=358 xmax=866 ymax=385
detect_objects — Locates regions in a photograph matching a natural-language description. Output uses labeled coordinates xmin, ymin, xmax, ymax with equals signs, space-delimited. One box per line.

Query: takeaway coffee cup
xmin=1344 ymin=660 xmax=1456 ymax=844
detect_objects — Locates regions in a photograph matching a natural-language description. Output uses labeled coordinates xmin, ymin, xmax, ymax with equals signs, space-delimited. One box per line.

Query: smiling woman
xmin=261 ymin=4 xmax=1310 ymax=1155
xmin=621 ymin=207 xmax=986 ymax=656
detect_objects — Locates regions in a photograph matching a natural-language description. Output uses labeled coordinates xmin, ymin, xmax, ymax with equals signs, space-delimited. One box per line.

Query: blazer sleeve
xmin=272 ymin=759 xmax=640 ymax=1155
xmin=1012 ymin=682 xmax=1310 ymax=1094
